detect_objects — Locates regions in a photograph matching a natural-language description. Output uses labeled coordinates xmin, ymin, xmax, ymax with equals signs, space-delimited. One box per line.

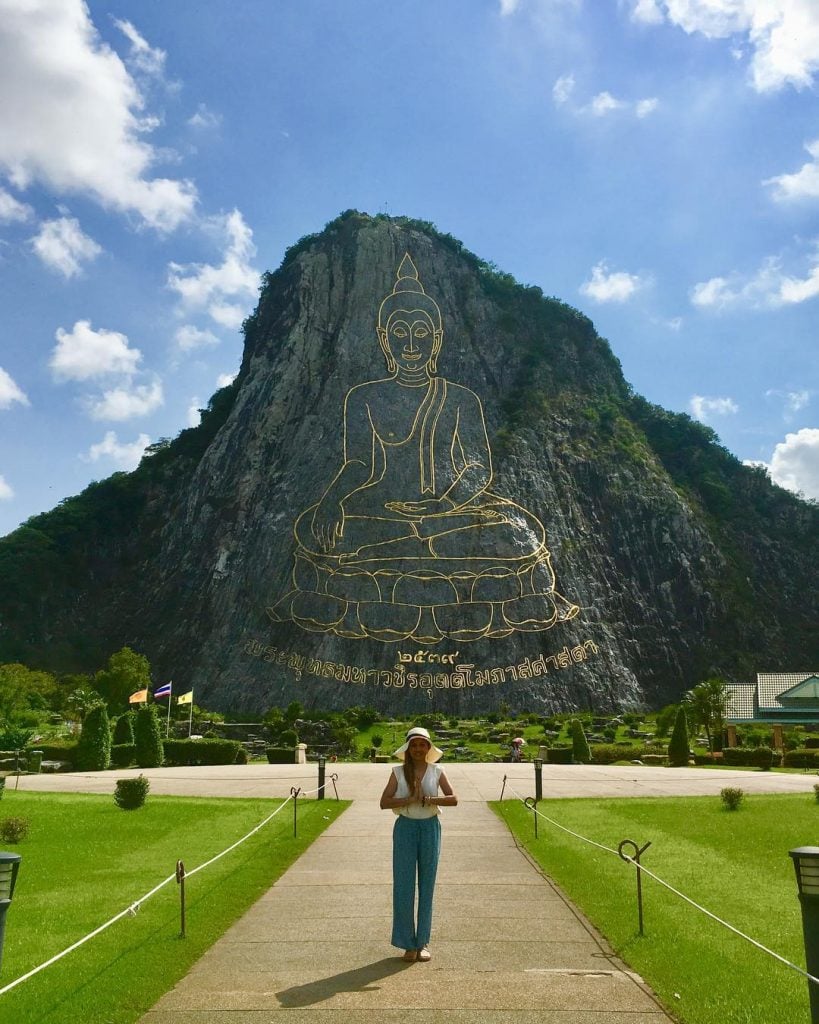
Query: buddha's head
xmin=377 ymin=253 xmax=443 ymax=376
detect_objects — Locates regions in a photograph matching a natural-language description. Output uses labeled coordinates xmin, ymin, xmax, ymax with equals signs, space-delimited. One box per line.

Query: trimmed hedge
xmin=110 ymin=743 xmax=136 ymax=767
xmin=76 ymin=705 xmax=111 ymax=772
xmin=590 ymin=744 xmax=645 ymax=765
xmin=544 ymin=747 xmax=573 ymax=764
xmin=162 ymin=739 xmax=241 ymax=766
xmin=26 ymin=742 xmax=78 ymax=763
xmin=722 ymin=746 xmax=778 ymax=769
xmin=783 ymin=749 xmax=819 ymax=768
xmin=267 ymin=746 xmax=296 ymax=764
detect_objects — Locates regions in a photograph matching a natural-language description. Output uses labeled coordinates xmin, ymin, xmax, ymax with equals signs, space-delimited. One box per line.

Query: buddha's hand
xmin=311 ymin=501 xmax=344 ymax=552
xmin=386 ymin=497 xmax=454 ymax=519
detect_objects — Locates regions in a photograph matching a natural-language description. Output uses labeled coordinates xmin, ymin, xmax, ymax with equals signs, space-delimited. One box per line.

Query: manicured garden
xmin=0 ymin=789 xmax=347 ymax=1024
xmin=494 ymin=792 xmax=817 ymax=1024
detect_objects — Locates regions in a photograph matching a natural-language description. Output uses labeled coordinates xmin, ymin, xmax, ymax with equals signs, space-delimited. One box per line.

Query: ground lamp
xmin=0 ymin=852 xmax=21 ymax=974
xmin=789 ymin=846 xmax=819 ymax=1023
xmin=533 ymin=758 xmax=543 ymax=802
xmin=318 ymin=755 xmax=326 ymax=800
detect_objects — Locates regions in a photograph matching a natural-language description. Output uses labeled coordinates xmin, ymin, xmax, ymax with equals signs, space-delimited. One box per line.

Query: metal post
xmin=500 ymin=774 xmax=507 ymax=801
xmin=317 ymin=756 xmax=326 ymax=801
xmin=534 ymin=758 xmax=543 ymax=802
xmin=290 ymin=787 xmax=301 ymax=838
xmin=329 ymin=772 xmax=339 ymax=800
xmin=618 ymin=839 xmax=652 ymax=936
xmin=176 ymin=860 xmax=186 ymax=938
xmin=789 ymin=847 xmax=819 ymax=1023
xmin=524 ymin=796 xmax=538 ymax=839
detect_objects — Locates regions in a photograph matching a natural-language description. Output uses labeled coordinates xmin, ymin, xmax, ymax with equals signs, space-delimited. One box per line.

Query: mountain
xmin=1 ymin=211 xmax=817 ymax=714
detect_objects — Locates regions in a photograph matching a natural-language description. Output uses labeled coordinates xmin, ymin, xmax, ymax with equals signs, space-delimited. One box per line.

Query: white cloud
xmin=0 ymin=367 xmax=29 ymax=409
xmin=187 ymin=104 xmax=222 ymax=130
xmin=50 ymin=320 xmax=142 ymax=381
xmin=175 ymin=324 xmax=220 ymax=351
xmin=761 ymin=427 xmax=819 ymax=499
xmin=636 ymin=97 xmax=660 ymax=117
xmin=765 ymin=138 xmax=819 ymax=202
xmin=766 ymin=388 xmax=811 ymax=418
xmin=690 ymin=394 xmax=739 ymax=422
xmin=0 ymin=0 xmax=196 ymax=231
xmin=691 ymin=253 xmax=819 ymax=310
xmin=0 ymin=187 xmax=32 ymax=223
xmin=553 ymin=73 xmax=575 ymax=105
xmin=86 ymin=378 xmax=163 ymax=421
xmin=84 ymin=430 xmax=150 ymax=470
xmin=31 ymin=216 xmax=102 ymax=277
xmin=580 ymin=261 xmax=647 ymax=302
xmin=216 ymin=372 xmax=237 ymax=388
xmin=631 ymin=1 xmax=819 ymax=93
xmin=0 ymin=474 xmax=13 ymax=500
xmin=589 ymin=91 xmax=626 ymax=115
xmin=187 ymin=398 xmax=201 ymax=427
xmin=499 ymin=0 xmax=521 ymax=13
xmin=167 ymin=209 xmax=258 ymax=328
xmin=113 ymin=19 xmax=166 ymax=78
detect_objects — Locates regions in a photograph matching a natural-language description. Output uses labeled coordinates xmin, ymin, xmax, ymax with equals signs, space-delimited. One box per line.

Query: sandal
xmin=417 ymin=946 xmax=431 ymax=962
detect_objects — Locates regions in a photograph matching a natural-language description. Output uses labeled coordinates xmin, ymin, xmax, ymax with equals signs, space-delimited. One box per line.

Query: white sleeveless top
xmin=392 ymin=763 xmax=443 ymax=818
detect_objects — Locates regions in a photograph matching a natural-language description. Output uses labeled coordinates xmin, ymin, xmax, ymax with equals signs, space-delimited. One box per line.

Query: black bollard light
xmin=534 ymin=758 xmax=543 ymax=802
xmin=789 ymin=846 xmax=819 ymax=1023
xmin=317 ymin=755 xmax=326 ymax=801
xmin=0 ymin=852 xmax=21 ymax=975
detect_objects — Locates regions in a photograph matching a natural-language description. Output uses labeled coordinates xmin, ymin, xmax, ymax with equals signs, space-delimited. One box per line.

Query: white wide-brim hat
xmin=394 ymin=726 xmax=444 ymax=763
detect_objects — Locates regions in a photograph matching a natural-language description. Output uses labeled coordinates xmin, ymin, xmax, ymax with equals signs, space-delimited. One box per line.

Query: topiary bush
xmin=570 ymin=719 xmax=591 ymax=764
xmin=545 ymin=746 xmax=573 ymax=764
xmin=113 ymin=711 xmax=135 ymax=745
xmin=722 ymin=746 xmax=777 ymax=769
xmin=29 ymin=742 xmax=77 ymax=765
xmin=162 ymin=738 xmax=241 ymax=766
xmin=278 ymin=729 xmax=298 ymax=747
xmin=783 ymin=749 xmax=819 ymax=769
xmin=590 ymin=744 xmax=646 ymax=765
xmin=114 ymin=775 xmax=150 ymax=810
xmin=667 ymin=706 xmax=691 ymax=767
xmin=75 ymin=705 xmax=111 ymax=772
xmin=0 ymin=816 xmax=30 ymax=842
xmin=720 ymin=787 xmax=744 ymax=811
xmin=235 ymin=746 xmax=249 ymax=764
xmin=110 ymin=743 xmax=136 ymax=767
xmin=134 ymin=705 xmax=164 ymax=768
xmin=266 ymin=746 xmax=295 ymax=764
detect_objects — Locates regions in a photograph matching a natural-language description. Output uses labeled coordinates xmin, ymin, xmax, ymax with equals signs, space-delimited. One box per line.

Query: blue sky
xmin=1 ymin=0 xmax=818 ymax=537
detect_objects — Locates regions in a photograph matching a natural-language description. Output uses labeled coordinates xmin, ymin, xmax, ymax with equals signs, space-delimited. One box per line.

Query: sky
xmin=0 ymin=0 xmax=818 ymax=538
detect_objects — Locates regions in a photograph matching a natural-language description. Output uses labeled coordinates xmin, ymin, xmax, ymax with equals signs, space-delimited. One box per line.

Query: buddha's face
xmin=380 ymin=308 xmax=442 ymax=374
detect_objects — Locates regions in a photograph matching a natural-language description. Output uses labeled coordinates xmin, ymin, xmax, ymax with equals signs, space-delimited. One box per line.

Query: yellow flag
xmin=129 ymin=689 xmax=149 ymax=704
xmin=176 ymin=690 xmax=194 ymax=705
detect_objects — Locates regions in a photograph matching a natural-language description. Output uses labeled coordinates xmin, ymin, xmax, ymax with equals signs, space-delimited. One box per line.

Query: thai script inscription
xmin=240 ymin=636 xmax=599 ymax=699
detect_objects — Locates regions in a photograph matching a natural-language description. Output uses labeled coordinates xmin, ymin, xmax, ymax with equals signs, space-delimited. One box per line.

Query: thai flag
xmin=154 ymin=683 xmax=172 ymax=699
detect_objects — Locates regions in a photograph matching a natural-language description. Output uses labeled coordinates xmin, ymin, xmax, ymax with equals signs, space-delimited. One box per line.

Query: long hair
xmin=402 ymin=738 xmax=430 ymax=790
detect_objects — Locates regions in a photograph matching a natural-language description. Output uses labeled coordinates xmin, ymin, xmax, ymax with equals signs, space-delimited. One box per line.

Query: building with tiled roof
xmin=726 ymin=673 xmax=819 ymax=725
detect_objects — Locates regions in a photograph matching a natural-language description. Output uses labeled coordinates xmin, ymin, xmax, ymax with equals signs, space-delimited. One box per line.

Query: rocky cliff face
xmin=2 ymin=212 xmax=817 ymax=713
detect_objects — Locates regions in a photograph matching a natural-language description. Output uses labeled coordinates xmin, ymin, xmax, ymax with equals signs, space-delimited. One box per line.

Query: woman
xmin=380 ymin=726 xmax=458 ymax=962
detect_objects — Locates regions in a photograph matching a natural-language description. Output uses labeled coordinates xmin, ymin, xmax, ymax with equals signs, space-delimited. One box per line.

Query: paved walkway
xmin=138 ymin=792 xmax=674 ymax=1023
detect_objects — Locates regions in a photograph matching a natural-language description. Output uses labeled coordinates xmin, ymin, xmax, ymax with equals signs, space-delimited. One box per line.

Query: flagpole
xmin=188 ymin=688 xmax=194 ymax=738
xmin=166 ymin=681 xmax=173 ymax=738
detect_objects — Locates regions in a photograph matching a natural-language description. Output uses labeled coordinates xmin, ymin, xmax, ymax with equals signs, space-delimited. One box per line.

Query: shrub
xmin=75 ymin=705 xmax=111 ymax=771
xmin=28 ymin=742 xmax=77 ymax=764
xmin=570 ymin=719 xmax=591 ymax=764
xmin=722 ymin=746 xmax=777 ymax=769
xmin=114 ymin=775 xmax=150 ymax=810
xmin=235 ymin=746 xmax=249 ymax=765
xmin=110 ymin=743 xmax=136 ymax=767
xmin=783 ymin=749 xmax=819 ymax=769
xmin=162 ymin=739 xmax=241 ymax=766
xmin=814 ymin=783 xmax=819 ymax=804
xmin=113 ymin=711 xmax=135 ymax=745
xmin=0 ymin=816 xmax=30 ymax=842
xmin=371 ymin=734 xmax=383 ymax=749
xmin=667 ymin=706 xmax=690 ymax=767
xmin=278 ymin=729 xmax=298 ymax=747
xmin=0 ymin=777 xmax=5 ymax=798
xmin=590 ymin=744 xmax=645 ymax=765
xmin=720 ymin=787 xmax=744 ymax=811
xmin=134 ymin=705 xmax=163 ymax=768
xmin=545 ymin=747 xmax=573 ymax=764
xmin=0 ymin=726 xmax=34 ymax=750
xmin=266 ymin=746 xmax=295 ymax=764
xmin=805 ymin=737 xmax=819 ymax=749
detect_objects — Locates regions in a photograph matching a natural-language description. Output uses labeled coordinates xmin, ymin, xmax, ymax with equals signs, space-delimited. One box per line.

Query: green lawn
xmin=0 ymin=790 xmax=348 ymax=1024
xmin=494 ymin=793 xmax=816 ymax=1024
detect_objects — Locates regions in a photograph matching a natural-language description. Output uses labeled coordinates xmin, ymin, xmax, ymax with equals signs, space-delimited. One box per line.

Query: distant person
xmin=380 ymin=726 xmax=458 ymax=962
xmin=510 ymin=738 xmax=523 ymax=763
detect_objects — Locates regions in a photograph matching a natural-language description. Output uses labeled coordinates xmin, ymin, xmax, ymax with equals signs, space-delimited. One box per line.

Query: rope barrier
xmin=506 ymin=785 xmax=819 ymax=989
xmin=0 ymin=792 xmax=297 ymax=997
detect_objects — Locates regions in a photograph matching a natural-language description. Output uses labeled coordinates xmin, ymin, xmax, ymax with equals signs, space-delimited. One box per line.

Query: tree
xmin=654 ymin=704 xmax=680 ymax=739
xmin=134 ymin=705 xmax=164 ymax=768
xmin=570 ymin=719 xmax=591 ymax=764
xmin=75 ymin=704 xmax=111 ymax=772
xmin=94 ymin=647 xmax=151 ymax=713
xmin=685 ymin=677 xmax=732 ymax=757
xmin=113 ymin=711 xmax=135 ymax=745
xmin=64 ymin=688 xmax=104 ymax=728
xmin=667 ymin=706 xmax=690 ymax=767
xmin=0 ymin=663 xmax=58 ymax=722
xmin=285 ymin=701 xmax=303 ymax=724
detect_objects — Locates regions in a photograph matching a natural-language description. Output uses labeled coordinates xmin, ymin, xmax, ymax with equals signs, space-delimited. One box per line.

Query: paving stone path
xmin=138 ymin=778 xmax=674 ymax=1023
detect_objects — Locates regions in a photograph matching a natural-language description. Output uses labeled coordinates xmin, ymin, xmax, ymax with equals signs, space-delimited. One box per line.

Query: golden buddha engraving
xmin=268 ymin=253 xmax=579 ymax=644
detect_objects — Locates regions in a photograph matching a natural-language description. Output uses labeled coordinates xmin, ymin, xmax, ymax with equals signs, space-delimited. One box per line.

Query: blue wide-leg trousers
xmin=391 ymin=814 xmax=441 ymax=950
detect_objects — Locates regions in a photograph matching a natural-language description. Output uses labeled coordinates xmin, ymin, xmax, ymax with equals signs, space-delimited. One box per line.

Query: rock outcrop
xmin=2 ymin=212 xmax=817 ymax=713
